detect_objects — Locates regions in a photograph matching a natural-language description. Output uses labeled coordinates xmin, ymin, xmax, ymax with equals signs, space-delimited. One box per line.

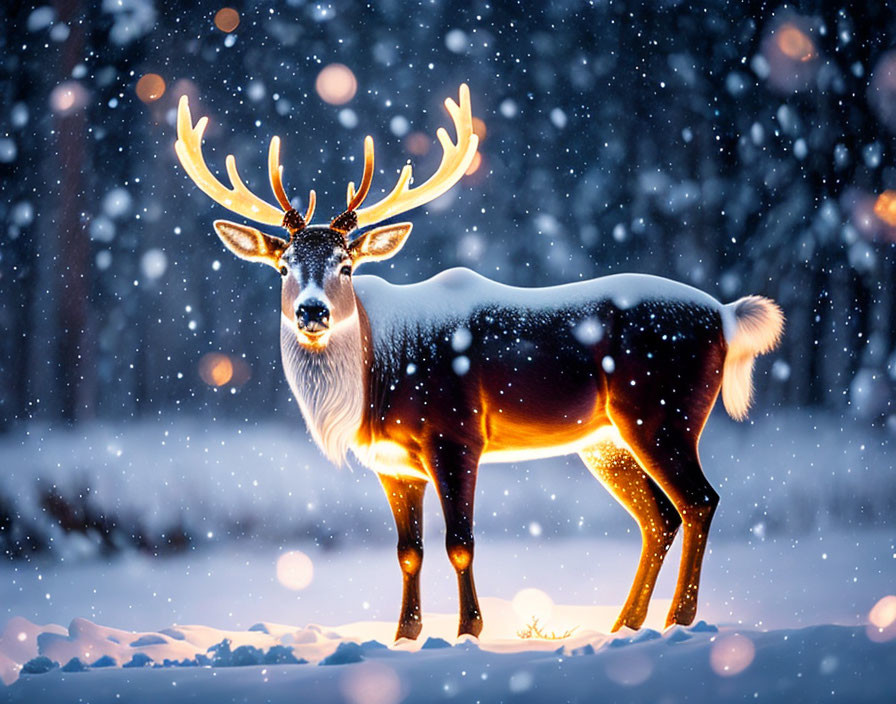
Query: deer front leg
xmin=378 ymin=474 xmax=427 ymax=641
xmin=425 ymin=438 xmax=483 ymax=638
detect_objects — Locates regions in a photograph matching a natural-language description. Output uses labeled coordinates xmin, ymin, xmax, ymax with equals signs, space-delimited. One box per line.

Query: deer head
xmin=175 ymin=85 xmax=479 ymax=350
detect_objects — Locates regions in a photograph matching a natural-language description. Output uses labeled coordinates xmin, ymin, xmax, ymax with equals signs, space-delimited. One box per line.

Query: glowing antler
xmin=346 ymin=84 xmax=479 ymax=230
xmin=175 ymin=96 xmax=313 ymax=229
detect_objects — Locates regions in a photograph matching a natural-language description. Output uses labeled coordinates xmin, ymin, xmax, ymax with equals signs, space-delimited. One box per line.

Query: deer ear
xmin=213 ymin=220 xmax=287 ymax=269
xmin=348 ymin=223 xmax=413 ymax=267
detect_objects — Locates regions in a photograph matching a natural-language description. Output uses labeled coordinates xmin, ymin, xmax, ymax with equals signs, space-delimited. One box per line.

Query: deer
xmin=174 ymin=85 xmax=784 ymax=641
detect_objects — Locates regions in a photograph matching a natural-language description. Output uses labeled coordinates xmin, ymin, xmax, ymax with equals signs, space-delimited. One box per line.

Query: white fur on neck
xmin=280 ymin=311 xmax=364 ymax=466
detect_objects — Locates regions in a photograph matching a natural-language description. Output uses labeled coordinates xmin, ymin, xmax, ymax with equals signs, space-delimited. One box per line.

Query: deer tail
xmin=720 ymin=296 xmax=784 ymax=421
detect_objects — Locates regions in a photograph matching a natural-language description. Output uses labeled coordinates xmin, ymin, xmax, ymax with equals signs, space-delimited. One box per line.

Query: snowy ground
xmin=1 ymin=531 xmax=895 ymax=701
xmin=1 ymin=411 xmax=895 ymax=701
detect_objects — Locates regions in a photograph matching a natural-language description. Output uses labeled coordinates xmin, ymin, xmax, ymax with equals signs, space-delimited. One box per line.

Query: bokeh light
xmin=276 ymin=550 xmax=314 ymax=590
xmin=604 ymin=650 xmax=653 ymax=686
xmin=511 ymin=588 xmax=554 ymax=626
xmin=49 ymin=81 xmax=87 ymax=114
xmin=136 ymin=73 xmax=166 ymax=103
xmin=761 ymin=16 xmax=819 ymax=93
xmin=775 ymin=24 xmax=815 ymax=62
xmin=340 ymin=662 xmax=402 ymax=704
xmin=709 ymin=633 xmax=756 ymax=676
xmin=200 ymin=353 xmax=233 ymax=386
xmin=316 ymin=64 xmax=358 ymax=105
xmin=198 ymin=353 xmax=250 ymax=388
xmin=873 ymin=191 xmax=896 ymax=226
xmin=214 ymin=8 xmax=240 ymax=32
xmin=472 ymin=116 xmax=487 ymax=141
xmin=867 ymin=595 xmax=896 ymax=642
xmin=869 ymin=52 xmax=896 ymax=133
xmin=405 ymin=132 xmax=431 ymax=156
xmin=465 ymin=151 xmax=482 ymax=176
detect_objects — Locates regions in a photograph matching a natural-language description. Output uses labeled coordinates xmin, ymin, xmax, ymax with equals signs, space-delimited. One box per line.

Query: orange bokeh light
xmin=873 ymin=190 xmax=896 ymax=226
xmin=869 ymin=595 xmax=896 ymax=629
xmin=315 ymin=64 xmax=358 ymax=105
xmin=472 ymin=116 xmax=487 ymax=141
xmin=200 ymin=353 xmax=233 ymax=386
xmin=214 ymin=7 xmax=240 ymax=32
xmin=775 ymin=24 xmax=815 ymax=62
xmin=709 ymin=633 xmax=755 ymax=676
xmin=465 ymin=151 xmax=482 ymax=176
xmin=198 ymin=353 xmax=250 ymax=388
xmin=868 ymin=594 xmax=896 ymax=642
xmin=136 ymin=73 xmax=166 ymax=103
xmin=405 ymin=132 xmax=431 ymax=156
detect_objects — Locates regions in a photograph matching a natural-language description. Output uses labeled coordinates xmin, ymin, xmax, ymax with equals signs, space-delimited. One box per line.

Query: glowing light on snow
xmin=340 ymin=662 xmax=401 ymax=704
xmin=512 ymin=588 xmax=553 ymax=626
xmin=316 ymin=64 xmax=357 ymax=105
xmin=50 ymin=81 xmax=87 ymax=114
xmin=214 ymin=7 xmax=240 ymax=33
xmin=135 ymin=73 xmax=166 ymax=103
xmin=709 ymin=633 xmax=755 ymax=676
xmin=276 ymin=550 xmax=314 ymax=590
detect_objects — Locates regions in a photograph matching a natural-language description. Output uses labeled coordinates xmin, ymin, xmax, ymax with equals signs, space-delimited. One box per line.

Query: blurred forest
xmin=1 ymin=0 xmax=895 ymax=431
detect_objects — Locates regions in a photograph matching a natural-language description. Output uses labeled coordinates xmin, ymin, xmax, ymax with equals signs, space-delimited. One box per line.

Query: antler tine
xmin=304 ymin=189 xmax=317 ymax=223
xmin=345 ymin=136 xmax=375 ymax=212
xmin=268 ymin=136 xmax=293 ymax=212
xmin=269 ymin=136 xmax=316 ymax=233
xmin=354 ymin=84 xmax=479 ymax=230
xmin=175 ymin=95 xmax=286 ymax=227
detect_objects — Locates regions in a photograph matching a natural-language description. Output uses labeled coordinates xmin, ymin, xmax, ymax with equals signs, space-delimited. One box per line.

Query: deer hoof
xmin=395 ymin=620 xmax=422 ymax=641
xmin=612 ymin=609 xmax=647 ymax=633
xmin=457 ymin=616 xmax=483 ymax=639
xmin=664 ymin=606 xmax=697 ymax=630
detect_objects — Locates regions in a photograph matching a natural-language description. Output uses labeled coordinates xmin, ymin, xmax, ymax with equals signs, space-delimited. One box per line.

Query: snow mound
xmin=0 ymin=613 xmax=893 ymax=702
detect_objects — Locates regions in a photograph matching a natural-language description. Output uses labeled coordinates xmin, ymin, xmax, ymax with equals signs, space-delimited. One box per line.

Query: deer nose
xmin=296 ymin=299 xmax=330 ymax=332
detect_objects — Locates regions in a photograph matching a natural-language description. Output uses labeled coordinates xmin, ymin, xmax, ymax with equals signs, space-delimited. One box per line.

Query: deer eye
xmin=340 ymin=265 xmax=352 ymax=277
xmin=279 ymin=265 xmax=288 ymax=277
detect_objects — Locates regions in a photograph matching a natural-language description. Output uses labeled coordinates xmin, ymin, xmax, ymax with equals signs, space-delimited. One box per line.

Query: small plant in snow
xmin=516 ymin=617 xmax=578 ymax=640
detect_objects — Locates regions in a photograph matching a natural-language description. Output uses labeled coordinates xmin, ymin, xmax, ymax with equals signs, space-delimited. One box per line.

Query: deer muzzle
xmin=296 ymin=299 xmax=330 ymax=335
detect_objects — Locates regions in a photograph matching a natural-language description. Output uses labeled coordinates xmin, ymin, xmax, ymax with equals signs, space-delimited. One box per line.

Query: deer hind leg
xmin=579 ymin=439 xmax=681 ymax=631
xmin=378 ymin=474 xmax=427 ymax=641
xmin=608 ymin=416 xmax=719 ymax=629
xmin=425 ymin=438 xmax=483 ymax=638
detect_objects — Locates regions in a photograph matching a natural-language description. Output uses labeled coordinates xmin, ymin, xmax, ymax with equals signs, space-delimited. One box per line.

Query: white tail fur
xmin=721 ymin=296 xmax=785 ymax=421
